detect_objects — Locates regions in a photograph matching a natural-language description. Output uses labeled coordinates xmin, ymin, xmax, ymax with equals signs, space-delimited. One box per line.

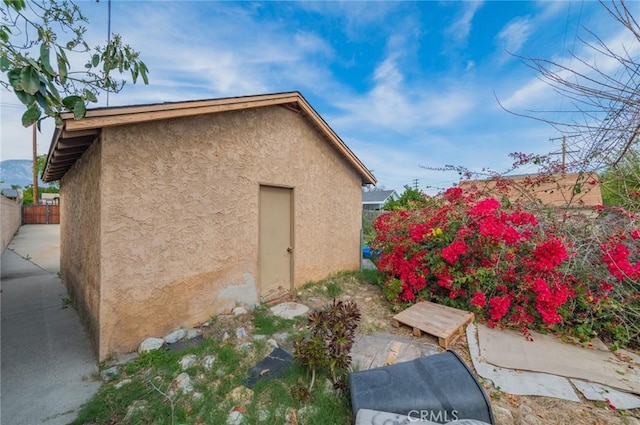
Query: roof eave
xmin=43 ymin=92 xmax=376 ymax=185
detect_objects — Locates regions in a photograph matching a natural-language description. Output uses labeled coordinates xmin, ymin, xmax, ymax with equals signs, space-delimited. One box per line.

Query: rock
xmin=273 ymin=332 xmax=290 ymax=343
xmin=269 ymin=302 xmax=309 ymax=319
xmin=139 ymin=337 xmax=165 ymax=353
xmin=523 ymin=414 xmax=540 ymax=424
xmin=123 ymin=400 xmax=148 ymax=422
xmin=267 ymin=338 xmax=279 ymax=349
xmin=323 ymin=379 xmax=334 ymax=394
xmin=492 ymin=405 xmax=514 ymax=424
xmin=175 ymin=372 xmax=193 ymax=393
xmin=226 ymin=386 xmax=254 ymax=404
xmin=187 ymin=329 xmax=201 ymax=339
xmin=192 ymin=391 xmax=204 ymax=402
xmin=203 ymin=355 xmax=216 ymax=370
xmin=298 ymin=405 xmax=318 ymax=420
xmin=236 ymin=327 xmax=249 ymax=340
xmin=233 ymin=306 xmax=248 ymax=316
xmin=520 ymin=404 xmax=533 ymax=414
xmin=283 ymin=407 xmax=297 ymax=424
xmin=201 ymin=321 xmax=211 ymax=327
xmin=114 ymin=378 xmax=132 ymax=389
xmin=257 ymin=409 xmax=270 ymax=422
xmin=625 ymin=417 xmax=640 ymax=425
xmin=222 ymin=332 xmax=230 ymax=341
xmin=164 ymin=329 xmax=186 ymax=344
xmin=253 ymin=334 xmax=266 ymax=341
xmin=179 ymin=354 xmax=197 ymax=370
xmin=227 ymin=411 xmax=244 ymax=425
xmin=238 ymin=342 xmax=252 ymax=351
xmin=100 ymin=366 xmax=120 ymax=381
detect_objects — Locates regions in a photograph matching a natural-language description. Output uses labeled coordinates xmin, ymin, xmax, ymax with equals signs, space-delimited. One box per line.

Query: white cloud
xmin=330 ymin=56 xmax=475 ymax=134
xmin=499 ymin=5 xmax=640 ymax=114
xmin=446 ymin=1 xmax=484 ymax=45
xmin=496 ymin=17 xmax=533 ymax=55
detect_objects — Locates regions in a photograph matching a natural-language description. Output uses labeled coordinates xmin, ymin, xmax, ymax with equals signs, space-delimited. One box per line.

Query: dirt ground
xmin=295 ymin=274 xmax=640 ymax=425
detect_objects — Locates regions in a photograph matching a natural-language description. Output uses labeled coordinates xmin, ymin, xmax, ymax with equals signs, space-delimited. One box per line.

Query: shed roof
xmin=1 ymin=189 xmax=19 ymax=198
xmin=362 ymin=189 xmax=397 ymax=204
xmin=42 ymin=92 xmax=376 ymax=185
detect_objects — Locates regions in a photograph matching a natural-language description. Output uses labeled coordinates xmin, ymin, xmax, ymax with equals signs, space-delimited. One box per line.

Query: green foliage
xmin=362 ymin=212 xmax=377 ymax=246
xmin=75 ymin=330 xmax=352 ymax=424
xmin=293 ymin=300 xmax=361 ymax=392
xmin=252 ymin=305 xmax=301 ymax=335
xmin=325 ymin=280 xmax=342 ymax=298
xmin=21 ymin=183 xmax=58 ymax=205
xmin=381 ymin=277 xmax=403 ymax=301
xmin=1 ymin=0 xmax=149 ymax=127
xmin=383 ymin=185 xmax=434 ymax=211
xmin=600 ymin=150 xmax=640 ymax=211
xmin=360 ymin=268 xmax=384 ymax=287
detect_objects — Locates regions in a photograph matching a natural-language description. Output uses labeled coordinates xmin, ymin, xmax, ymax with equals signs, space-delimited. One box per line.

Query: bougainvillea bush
xmin=371 ymin=186 xmax=640 ymax=348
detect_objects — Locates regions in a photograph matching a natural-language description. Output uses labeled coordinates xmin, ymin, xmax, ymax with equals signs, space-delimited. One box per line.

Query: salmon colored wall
xmin=60 ymin=139 xmax=102 ymax=354
xmin=69 ymin=106 xmax=364 ymax=359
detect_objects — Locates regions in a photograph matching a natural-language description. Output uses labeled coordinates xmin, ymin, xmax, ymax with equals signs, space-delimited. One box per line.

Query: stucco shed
xmin=43 ymin=92 xmax=376 ymax=360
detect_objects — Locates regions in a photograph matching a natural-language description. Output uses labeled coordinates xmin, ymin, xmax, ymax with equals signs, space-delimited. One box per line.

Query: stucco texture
xmin=60 ymin=139 xmax=102 ymax=350
xmin=1 ymin=196 xmax=21 ymax=253
xmin=63 ymin=106 xmax=363 ymax=359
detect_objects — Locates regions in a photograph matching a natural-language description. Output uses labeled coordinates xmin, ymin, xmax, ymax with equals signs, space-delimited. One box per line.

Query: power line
xmin=549 ymin=135 xmax=579 ymax=171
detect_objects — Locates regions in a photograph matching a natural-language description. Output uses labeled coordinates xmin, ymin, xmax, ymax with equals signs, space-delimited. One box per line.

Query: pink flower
xmin=469 ymin=198 xmax=501 ymax=217
xmin=441 ymin=240 xmax=468 ymax=264
xmin=489 ymin=296 xmax=511 ymax=320
xmin=471 ymin=292 xmax=487 ymax=308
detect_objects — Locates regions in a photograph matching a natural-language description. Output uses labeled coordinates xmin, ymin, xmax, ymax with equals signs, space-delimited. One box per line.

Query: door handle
xmin=287 ymin=247 xmax=293 ymax=253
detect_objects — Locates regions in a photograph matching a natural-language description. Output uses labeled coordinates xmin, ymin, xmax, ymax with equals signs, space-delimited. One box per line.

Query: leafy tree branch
xmin=1 ymin=0 xmax=149 ymax=127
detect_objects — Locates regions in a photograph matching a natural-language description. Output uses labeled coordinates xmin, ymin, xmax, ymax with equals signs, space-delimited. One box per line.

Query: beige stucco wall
xmin=90 ymin=106 xmax=362 ymax=358
xmin=60 ymin=139 xmax=102 ymax=352
xmin=1 ymin=196 xmax=21 ymax=253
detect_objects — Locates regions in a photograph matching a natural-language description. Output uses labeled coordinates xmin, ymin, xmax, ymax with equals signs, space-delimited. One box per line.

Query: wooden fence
xmin=22 ymin=204 xmax=60 ymax=224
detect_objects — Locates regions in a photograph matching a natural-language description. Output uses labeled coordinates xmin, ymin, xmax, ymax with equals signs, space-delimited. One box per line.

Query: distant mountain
xmin=0 ymin=159 xmax=50 ymax=189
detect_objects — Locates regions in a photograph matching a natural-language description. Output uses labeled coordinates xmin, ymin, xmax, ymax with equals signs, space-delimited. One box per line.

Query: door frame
xmin=258 ymin=183 xmax=294 ymax=300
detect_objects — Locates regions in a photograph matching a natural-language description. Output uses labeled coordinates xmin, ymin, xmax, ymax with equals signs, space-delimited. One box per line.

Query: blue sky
xmin=1 ymin=1 xmax=638 ymax=193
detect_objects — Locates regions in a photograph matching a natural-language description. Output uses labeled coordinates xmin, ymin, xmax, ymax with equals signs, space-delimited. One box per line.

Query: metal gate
xmin=22 ymin=205 xmax=60 ymax=224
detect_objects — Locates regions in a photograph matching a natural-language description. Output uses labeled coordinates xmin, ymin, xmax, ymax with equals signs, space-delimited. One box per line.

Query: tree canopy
xmin=1 ymin=0 xmax=149 ymax=127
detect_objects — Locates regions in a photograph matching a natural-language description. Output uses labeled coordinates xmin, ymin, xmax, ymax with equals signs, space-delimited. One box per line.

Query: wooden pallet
xmin=392 ymin=301 xmax=474 ymax=349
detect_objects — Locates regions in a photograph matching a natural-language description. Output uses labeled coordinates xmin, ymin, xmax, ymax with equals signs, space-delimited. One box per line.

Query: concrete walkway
xmin=1 ymin=225 xmax=101 ymax=425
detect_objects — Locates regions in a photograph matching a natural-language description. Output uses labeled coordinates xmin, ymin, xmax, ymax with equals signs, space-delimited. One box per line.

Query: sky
xmin=1 ymin=0 xmax=638 ymax=194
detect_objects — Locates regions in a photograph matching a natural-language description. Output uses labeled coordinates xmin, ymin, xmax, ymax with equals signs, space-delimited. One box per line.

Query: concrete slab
xmin=1 ymin=226 xmax=101 ymax=425
xmin=269 ymin=301 xmax=309 ymax=319
xmin=5 ymin=224 xmax=60 ymax=273
xmin=571 ymin=379 xmax=640 ymax=410
xmin=466 ymin=324 xmax=580 ymax=402
xmin=351 ymin=332 xmax=440 ymax=371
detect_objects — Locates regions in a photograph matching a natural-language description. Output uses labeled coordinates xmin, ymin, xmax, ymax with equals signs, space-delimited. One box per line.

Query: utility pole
xmin=549 ymin=135 xmax=578 ymax=171
xmin=412 ymin=179 xmax=419 ymax=190
xmin=32 ymin=123 xmax=39 ymax=205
